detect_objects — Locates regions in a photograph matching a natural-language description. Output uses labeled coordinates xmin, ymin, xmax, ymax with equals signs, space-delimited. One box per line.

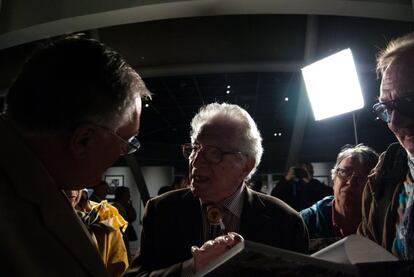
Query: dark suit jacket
xmin=0 ymin=117 xmax=108 ymax=276
xmin=128 ymin=187 xmax=309 ymax=276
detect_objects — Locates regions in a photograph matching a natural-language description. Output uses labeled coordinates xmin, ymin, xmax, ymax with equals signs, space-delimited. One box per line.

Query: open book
xmin=195 ymin=235 xmax=413 ymax=277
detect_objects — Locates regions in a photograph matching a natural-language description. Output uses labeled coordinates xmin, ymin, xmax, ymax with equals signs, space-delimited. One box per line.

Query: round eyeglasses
xmin=372 ymin=95 xmax=414 ymax=123
xmin=181 ymin=143 xmax=243 ymax=164
xmin=336 ymin=167 xmax=368 ymax=186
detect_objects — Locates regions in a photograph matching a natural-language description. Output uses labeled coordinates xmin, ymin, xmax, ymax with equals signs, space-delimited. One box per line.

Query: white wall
xmin=312 ymin=162 xmax=335 ymax=187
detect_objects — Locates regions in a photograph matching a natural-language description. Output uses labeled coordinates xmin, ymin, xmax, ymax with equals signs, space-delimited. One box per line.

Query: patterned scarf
xmin=404 ymin=156 xmax=414 ymax=259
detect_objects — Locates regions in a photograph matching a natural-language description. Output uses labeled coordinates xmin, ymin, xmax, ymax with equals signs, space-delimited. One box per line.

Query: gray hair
xmin=330 ymin=144 xmax=379 ymax=180
xmin=190 ymin=102 xmax=263 ymax=180
xmin=377 ymin=32 xmax=414 ymax=77
xmin=7 ymin=34 xmax=151 ymax=132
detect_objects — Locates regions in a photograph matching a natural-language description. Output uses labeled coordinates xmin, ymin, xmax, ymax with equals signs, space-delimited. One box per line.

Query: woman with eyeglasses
xmin=300 ymin=144 xmax=378 ymax=242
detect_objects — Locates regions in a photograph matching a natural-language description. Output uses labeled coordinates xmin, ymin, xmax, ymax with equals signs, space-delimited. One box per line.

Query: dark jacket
xmin=300 ymin=196 xmax=335 ymax=239
xmin=358 ymin=142 xmax=408 ymax=252
xmin=271 ymin=178 xmax=332 ymax=211
xmin=0 ymin=117 xmax=108 ymax=276
xmin=128 ymin=187 xmax=309 ymax=276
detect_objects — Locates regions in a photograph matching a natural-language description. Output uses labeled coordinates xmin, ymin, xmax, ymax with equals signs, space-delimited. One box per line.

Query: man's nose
xmin=345 ymin=175 xmax=357 ymax=186
xmin=191 ymin=149 xmax=207 ymax=166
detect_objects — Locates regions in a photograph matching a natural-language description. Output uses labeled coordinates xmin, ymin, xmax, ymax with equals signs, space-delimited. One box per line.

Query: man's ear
xmin=241 ymin=157 xmax=255 ymax=177
xmin=69 ymin=125 xmax=97 ymax=159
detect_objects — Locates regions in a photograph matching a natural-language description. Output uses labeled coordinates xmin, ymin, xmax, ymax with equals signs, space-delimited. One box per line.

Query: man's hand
xmin=191 ymin=232 xmax=243 ymax=273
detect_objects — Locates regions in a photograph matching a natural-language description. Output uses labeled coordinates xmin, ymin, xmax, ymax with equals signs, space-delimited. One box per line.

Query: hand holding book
xmin=191 ymin=232 xmax=244 ymax=274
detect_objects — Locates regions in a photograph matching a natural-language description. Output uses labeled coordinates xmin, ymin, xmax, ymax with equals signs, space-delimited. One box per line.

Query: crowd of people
xmin=1 ymin=31 xmax=414 ymax=276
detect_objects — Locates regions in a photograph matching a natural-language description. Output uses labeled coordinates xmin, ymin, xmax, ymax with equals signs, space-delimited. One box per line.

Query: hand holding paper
xmin=191 ymin=232 xmax=243 ymax=274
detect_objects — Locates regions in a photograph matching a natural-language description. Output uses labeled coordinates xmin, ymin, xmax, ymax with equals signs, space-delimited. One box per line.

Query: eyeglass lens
xmin=124 ymin=136 xmax=140 ymax=154
xmin=373 ymin=96 xmax=414 ymax=123
xmin=182 ymin=144 xmax=223 ymax=164
xmin=337 ymin=168 xmax=367 ymax=185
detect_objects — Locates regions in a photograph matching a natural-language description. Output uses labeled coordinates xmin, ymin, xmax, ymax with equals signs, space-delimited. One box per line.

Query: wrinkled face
xmin=380 ymin=54 xmax=414 ymax=156
xmin=333 ymin=156 xmax=369 ymax=210
xmin=189 ymin=122 xmax=253 ymax=204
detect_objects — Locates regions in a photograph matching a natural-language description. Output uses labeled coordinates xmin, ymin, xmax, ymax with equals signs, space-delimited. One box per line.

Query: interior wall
xmin=312 ymin=162 xmax=335 ymax=187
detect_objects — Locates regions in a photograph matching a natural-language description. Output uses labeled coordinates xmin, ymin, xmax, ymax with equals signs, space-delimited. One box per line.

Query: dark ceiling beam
xmin=1 ymin=0 xmax=412 ymax=50
xmin=285 ymin=15 xmax=318 ymax=170
xmin=137 ymin=60 xmax=373 ymax=78
xmin=139 ymin=61 xmax=303 ymax=78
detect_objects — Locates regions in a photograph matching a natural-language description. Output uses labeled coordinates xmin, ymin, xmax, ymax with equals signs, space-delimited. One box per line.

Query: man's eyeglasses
xmin=181 ymin=143 xmax=243 ymax=164
xmin=94 ymin=124 xmax=140 ymax=155
xmin=336 ymin=167 xmax=368 ymax=186
xmin=372 ymin=95 xmax=414 ymax=123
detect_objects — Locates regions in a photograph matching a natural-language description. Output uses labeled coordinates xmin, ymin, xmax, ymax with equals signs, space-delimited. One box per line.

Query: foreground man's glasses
xmin=93 ymin=124 xmax=140 ymax=155
xmin=182 ymin=143 xmax=243 ymax=164
xmin=372 ymin=95 xmax=414 ymax=123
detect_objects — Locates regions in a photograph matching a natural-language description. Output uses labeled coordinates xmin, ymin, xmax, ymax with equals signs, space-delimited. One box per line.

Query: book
xmin=195 ymin=235 xmax=414 ymax=277
xmin=311 ymin=234 xmax=397 ymax=264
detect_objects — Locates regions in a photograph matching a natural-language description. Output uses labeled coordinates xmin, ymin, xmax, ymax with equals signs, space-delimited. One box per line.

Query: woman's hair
xmin=331 ymin=144 xmax=379 ymax=180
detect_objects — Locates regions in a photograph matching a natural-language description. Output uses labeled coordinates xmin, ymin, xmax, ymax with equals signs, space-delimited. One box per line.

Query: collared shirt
xmin=181 ymin=183 xmax=246 ymax=277
xmin=201 ymin=183 xmax=245 ymax=242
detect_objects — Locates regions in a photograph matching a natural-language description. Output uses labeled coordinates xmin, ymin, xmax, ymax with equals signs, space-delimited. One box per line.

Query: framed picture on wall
xmin=104 ymin=175 xmax=124 ymax=199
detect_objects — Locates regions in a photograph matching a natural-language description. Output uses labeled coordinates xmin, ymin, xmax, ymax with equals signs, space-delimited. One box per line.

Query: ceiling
xmin=0 ymin=1 xmax=413 ymax=175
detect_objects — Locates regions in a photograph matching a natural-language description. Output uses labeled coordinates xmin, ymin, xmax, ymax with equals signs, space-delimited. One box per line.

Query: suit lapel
xmin=240 ymin=188 xmax=270 ymax=241
xmin=180 ymin=190 xmax=203 ymax=246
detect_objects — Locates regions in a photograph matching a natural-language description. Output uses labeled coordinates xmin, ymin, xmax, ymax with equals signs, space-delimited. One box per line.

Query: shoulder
xmin=300 ymin=196 xmax=333 ymax=218
xmin=146 ymin=188 xmax=195 ymax=210
xmin=366 ymin=142 xmax=406 ymax=194
xmin=247 ymin=189 xmax=299 ymax=218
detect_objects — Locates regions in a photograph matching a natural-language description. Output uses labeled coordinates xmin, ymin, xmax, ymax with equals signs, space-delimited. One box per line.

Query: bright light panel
xmin=301 ymin=49 xmax=364 ymax=121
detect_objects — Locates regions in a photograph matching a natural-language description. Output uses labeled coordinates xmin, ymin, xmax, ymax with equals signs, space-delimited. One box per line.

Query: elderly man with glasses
xmin=127 ymin=102 xmax=308 ymax=276
xmin=358 ymin=32 xmax=414 ymax=260
xmin=0 ymin=35 xmax=151 ymax=276
xmin=300 ymin=144 xmax=378 ymax=241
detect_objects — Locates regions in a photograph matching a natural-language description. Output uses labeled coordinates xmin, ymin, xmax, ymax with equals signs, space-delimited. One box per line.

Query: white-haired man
xmin=128 ymin=103 xmax=309 ymax=276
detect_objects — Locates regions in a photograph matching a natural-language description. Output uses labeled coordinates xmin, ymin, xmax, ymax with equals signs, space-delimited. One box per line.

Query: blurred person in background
xmin=112 ymin=186 xmax=138 ymax=261
xmin=64 ymin=189 xmax=129 ymax=277
xmin=90 ymin=180 xmax=110 ymax=203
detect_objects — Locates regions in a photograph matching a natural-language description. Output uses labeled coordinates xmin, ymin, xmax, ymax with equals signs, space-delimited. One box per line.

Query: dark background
xmin=0 ymin=12 xmax=413 ymax=175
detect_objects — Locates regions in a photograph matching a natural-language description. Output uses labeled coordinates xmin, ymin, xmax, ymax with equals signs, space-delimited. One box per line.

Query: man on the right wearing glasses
xmin=359 ymin=32 xmax=414 ymax=260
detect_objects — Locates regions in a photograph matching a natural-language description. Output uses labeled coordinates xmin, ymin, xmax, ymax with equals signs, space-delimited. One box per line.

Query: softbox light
xmin=301 ymin=48 xmax=364 ymax=121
